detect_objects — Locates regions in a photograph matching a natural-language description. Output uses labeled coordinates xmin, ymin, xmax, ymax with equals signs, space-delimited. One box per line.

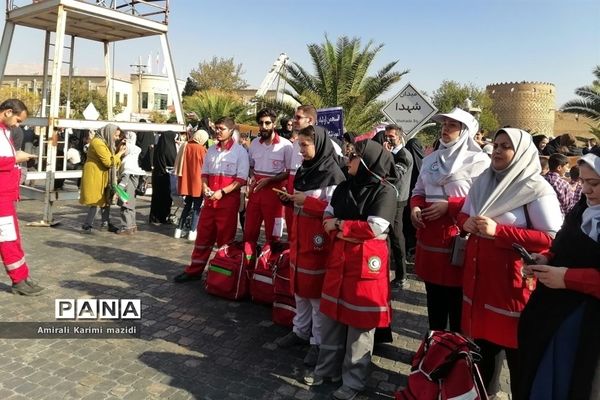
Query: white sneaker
xmin=174 ymin=228 xmax=182 ymax=239
xmin=188 ymin=231 xmax=197 ymax=241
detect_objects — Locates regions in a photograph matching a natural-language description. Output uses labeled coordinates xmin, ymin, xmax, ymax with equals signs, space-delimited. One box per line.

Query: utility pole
xmin=130 ymin=56 xmax=147 ymax=116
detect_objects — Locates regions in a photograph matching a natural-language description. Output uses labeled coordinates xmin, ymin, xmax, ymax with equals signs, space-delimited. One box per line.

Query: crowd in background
xmin=2 ymin=99 xmax=598 ymax=400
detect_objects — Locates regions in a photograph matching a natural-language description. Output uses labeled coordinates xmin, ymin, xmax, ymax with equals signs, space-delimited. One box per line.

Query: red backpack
xmin=250 ymin=242 xmax=290 ymax=305
xmin=396 ymin=331 xmax=488 ymax=400
xmin=205 ymin=241 xmax=255 ymax=301
xmin=271 ymin=246 xmax=295 ymax=327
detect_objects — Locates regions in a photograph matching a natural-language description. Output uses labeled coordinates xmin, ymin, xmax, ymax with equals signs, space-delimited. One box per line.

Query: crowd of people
xmin=0 ymin=96 xmax=598 ymax=399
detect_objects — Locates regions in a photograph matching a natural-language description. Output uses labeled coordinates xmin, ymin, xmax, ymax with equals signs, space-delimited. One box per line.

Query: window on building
xmin=115 ymin=91 xmax=121 ymax=105
xmin=123 ymin=94 xmax=128 ymax=107
xmin=141 ymin=92 xmax=149 ymax=109
xmin=154 ymin=93 xmax=168 ymax=110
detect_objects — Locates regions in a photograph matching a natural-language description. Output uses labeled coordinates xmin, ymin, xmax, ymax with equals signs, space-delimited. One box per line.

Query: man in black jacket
xmin=383 ymin=124 xmax=414 ymax=289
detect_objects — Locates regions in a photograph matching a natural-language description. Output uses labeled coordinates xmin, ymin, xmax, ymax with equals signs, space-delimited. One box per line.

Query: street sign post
xmin=381 ymin=83 xmax=437 ymax=138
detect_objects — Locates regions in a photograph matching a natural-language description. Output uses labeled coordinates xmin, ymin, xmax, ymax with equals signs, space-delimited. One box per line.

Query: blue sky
xmin=1 ymin=0 xmax=599 ymax=106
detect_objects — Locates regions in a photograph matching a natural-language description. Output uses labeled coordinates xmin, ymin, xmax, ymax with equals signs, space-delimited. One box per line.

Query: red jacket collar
xmin=217 ymin=137 xmax=234 ymax=151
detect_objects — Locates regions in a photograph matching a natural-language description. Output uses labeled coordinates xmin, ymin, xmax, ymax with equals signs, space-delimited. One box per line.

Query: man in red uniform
xmin=244 ymin=108 xmax=292 ymax=247
xmin=173 ymin=117 xmax=249 ymax=282
xmin=0 ymin=99 xmax=43 ymax=295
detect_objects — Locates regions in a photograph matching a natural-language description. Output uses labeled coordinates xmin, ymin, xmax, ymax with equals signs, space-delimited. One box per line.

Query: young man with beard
xmin=0 ymin=99 xmax=43 ymax=295
xmin=243 ymin=108 xmax=293 ymax=248
xmin=173 ymin=117 xmax=249 ymax=282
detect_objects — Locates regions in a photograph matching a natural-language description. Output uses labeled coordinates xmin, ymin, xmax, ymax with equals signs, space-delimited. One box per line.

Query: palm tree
xmin=562 ymin=65 xmax=600 ymax=121
xmin=283 ymin=35 xmax=408 ymax=133
xmin=183 ymin=89 xmax=254 ymax=124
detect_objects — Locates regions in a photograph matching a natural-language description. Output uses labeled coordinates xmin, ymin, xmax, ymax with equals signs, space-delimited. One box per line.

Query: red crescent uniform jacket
xmin=320 ymin=220 xmax=391 ymax=329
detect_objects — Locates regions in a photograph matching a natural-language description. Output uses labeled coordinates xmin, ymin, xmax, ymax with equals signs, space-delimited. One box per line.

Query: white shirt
xmin=248 ymin=134 xmax=293 ymax=177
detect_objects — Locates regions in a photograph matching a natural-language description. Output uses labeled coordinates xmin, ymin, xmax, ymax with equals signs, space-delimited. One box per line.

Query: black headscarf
xmin=371 ymin=130 xmax=400 ymax=185
xmin=153 ymin=131 xmax=177 ymax=174
xmin=294 ymin=126 xmax=346 ymax=192
xmin=330 ymin=140 xmax=396 ymax=223
xmin=405 ymin=137 xmax=424 ymax=189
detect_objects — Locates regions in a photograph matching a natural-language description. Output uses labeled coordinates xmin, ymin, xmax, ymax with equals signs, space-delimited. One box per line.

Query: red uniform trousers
xmin=243 ymin=179 xmax=285 ymax=246
xmin=185 ymin=205 xmax=238 ymax=276
xmin=0 ymin=201 xmax=29 ymax=284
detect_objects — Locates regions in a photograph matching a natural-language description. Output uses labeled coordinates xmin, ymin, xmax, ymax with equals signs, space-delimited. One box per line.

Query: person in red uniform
xmin=410 ymin=107 xmax=489 ymax=331
xmin=518 ymin=149 xmax=600 ymax=400
xmin=286 ymin=105 xmax=345 ymax=233
xmin=244 ymin=108 xmax=292 ymax=248
xmin=303 ymin=140 xmax=396 ymax=400
xmin=273 ymin=125 xmax=346 ymax=366
xmin=173 ymin=117 xmax=249 ymax=282
xmin=457 ymin=128 xmax=563 ymax=395
xmin=0 ymin=99 xmax=43 ymax=296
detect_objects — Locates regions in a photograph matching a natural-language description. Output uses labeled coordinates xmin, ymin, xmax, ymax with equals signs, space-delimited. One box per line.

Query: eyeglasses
xmin=293 ymin=114 xmax=308 ymax=121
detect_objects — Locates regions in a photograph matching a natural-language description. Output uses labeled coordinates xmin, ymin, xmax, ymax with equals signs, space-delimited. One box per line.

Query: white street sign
xmin=381 ymin=83 xmax=437 ymax=137
xmin=82 ymin=102 xmax=100 ymax=121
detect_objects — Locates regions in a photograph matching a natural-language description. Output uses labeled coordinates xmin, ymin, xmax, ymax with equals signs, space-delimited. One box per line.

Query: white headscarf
xmin=420 ymin=108 xmax=489 ymax=198
xmin=579 ymin=152 xmax=600 ymax=241
xmin=468 ymin=128 xmax=555 ymax=218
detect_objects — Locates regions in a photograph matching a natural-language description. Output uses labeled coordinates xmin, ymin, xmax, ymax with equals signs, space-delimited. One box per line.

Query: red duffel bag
xmin=205 ymin=241 xmax=255 ymax=301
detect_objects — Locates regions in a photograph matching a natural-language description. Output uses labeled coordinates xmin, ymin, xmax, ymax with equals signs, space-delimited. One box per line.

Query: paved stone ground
xmin=0 ymin=194 xmax=509 ymax=400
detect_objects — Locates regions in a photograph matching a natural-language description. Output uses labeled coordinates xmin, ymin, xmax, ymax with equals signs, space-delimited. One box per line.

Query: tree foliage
xmin=59 ymin=78 xmax=121 ymax=119
xmin=562 ymin=65 xmax=600 ymax=122
xmin=183 ymin=89 xmax=253 ymax=124
xmin=431 ymin=80 xmax=499 ymax=134
xmin=283 ymin=35 xmax=407 ymax=133
xmin=188 ymin=56 xmax=249 ymax=93
xmin=0 ymin=87 xmax=41 ymax=116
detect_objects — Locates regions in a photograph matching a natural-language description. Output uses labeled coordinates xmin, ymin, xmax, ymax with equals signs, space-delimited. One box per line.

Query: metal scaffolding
xmin=0 ymin=0 xmax=183 ymax=225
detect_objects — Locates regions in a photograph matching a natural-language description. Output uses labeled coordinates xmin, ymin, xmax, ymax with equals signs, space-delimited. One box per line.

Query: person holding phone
xmin=457 ymin=128 xmax=563 ymax=395
xmin=518 ymin=148 xmax=600 ymax=400
xmin=80 ymin=124 xmax=126 ymax=233
xmin=0 ymin=99 xmax=43 ymax=296
xmin=272 ymin=125 xmax=345 ymax=366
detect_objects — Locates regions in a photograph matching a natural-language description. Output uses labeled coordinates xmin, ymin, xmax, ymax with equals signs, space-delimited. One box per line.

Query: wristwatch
xmin=220 ymin=189 xmax=226 ymax=196
xmin=334 ymin=219 xmax=342 ymax=230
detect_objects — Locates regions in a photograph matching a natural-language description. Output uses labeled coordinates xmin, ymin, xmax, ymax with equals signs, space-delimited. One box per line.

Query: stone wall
xmin=486 ymin=82 xmax=555 ymax=134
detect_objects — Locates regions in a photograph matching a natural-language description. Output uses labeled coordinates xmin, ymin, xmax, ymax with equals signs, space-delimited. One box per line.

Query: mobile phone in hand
xmin=512 ymin=243 xmax=536 ymax=265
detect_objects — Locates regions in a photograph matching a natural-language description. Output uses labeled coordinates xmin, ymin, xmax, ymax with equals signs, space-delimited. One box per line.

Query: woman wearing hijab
xmin=273 ymin=125 xmax=346 ymax=366
xmin=115 ymin=131 xmax=146 ymax=235
xmin=150 ymin=131 xmax=177 ymax=224
xmin=303 ymin=140 xmax=396 ymax=400
xmin=80 ymin=124 xmax=126 ymax=233
xmin=518 ymin=147 xmax=600 ymax=400
xmin=410 ymin=107 xmax=490 ymax=332
xmin=172 ymin=129 xmax=209 ymax=240
xmin=457 ymin=128 xmax=563 ymax=395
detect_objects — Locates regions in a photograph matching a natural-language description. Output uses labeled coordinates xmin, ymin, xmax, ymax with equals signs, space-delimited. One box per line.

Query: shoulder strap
xmin=523 ymin=204 xmax=532 ymax=229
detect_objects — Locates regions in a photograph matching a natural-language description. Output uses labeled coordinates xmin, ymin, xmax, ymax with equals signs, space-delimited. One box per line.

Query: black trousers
xmin=388 ymin=200 xmax=407 ymax=281
xmin=476 ymin=339 xmax=519 ymax=397
xmin=424 ymin=282 xmax=462 ymax=332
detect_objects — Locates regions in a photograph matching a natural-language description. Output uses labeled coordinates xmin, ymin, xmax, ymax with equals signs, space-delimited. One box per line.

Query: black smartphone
xmin=512 ymin=243 xmax=536 ymax=265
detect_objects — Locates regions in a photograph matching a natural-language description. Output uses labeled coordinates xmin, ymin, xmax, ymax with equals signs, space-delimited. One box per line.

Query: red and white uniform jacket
xmin=285 ymin=141 xmax=303 ymax=194
xmin=203 ymin=139 xmax=249 ymax=209
xmin=320 ymin=208 xmax=391 ymax=329
xmin=248 ymin=133 xmax=293 ymax=194
xmin=410 ymin=180 xmax=469 ymax=287
xmin=289 ymin=185 xmax=336 ymax=299
xmin=457 ymin=194 xmax=562 ymax=348
xmin=0 ymin=124 xmax=20 ymax=201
